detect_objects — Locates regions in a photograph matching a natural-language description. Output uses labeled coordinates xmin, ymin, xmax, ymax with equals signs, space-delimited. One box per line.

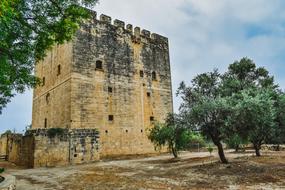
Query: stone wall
xmin=0 ymin=135 xmax=8 ymax=156
xmin=28 ymin=129 xmax=99 ymax=167
xmin=5 ymin=134 xmax=34 ymax=167
xmin=71 ymin=12 xmax=173 ymax=156
xmin=0 ymin=129 xmax=99 ymax=168
xmin=32 ymin=10 xmax=173 ymax=157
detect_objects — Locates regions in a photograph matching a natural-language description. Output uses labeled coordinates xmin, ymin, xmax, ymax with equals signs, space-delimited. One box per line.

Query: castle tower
xmin=32 ymin=11 xmax=173 ymax=157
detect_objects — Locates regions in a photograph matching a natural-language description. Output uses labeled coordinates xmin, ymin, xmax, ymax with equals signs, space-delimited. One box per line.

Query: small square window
xmin=140 ymin=70 xmax=144 ymax=77
xmin=96 ymin=60 xmax=103 ymax=70
xmin=108 ymin=87 xmax=113 ymax=93
xmin=108 ymin=115 xmax=114 ymax=121
xmin=105 ymin=130 xmax=108 ymax=134
xmin=147 ymin=92 xmax=151 ymax=97
xmin=150 ymin=116 xmax=154 ymax=121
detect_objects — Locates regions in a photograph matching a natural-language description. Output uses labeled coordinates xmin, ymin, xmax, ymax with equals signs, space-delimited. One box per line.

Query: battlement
xmin=86 ymin=10 xmax=168 ymax=43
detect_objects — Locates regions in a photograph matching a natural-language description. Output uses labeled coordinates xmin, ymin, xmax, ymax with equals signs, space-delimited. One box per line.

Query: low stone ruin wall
xmin=0 ymin=129 xmax=100 ymax=168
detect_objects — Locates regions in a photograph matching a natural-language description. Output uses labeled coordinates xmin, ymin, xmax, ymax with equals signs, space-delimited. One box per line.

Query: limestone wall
xmin=5 ymin=134 xmax=34 ymax=167
xmin=32 ymin=10 xmax=173 ymax=158
xmin=0 ymin=135 xmax=8 ymax=156
xmin=71 ymin=13 xmax=173 ymax=156
xmin=29 ymin=129 xmax=100 ymax=167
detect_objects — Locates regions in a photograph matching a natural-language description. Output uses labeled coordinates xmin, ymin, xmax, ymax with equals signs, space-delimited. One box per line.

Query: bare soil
xmin=1 ymin=150 xmax=285 ymax=190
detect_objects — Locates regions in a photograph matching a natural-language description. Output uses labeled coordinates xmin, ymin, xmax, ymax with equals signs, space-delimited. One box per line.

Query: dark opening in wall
xmin=150 ymin=116 xmax=154 ymax=121
xmin=57 ymin=65 xmax=61 ymax=75
xmin=152 ymin=71 xmax=157 ymax=81
xmin=74 ymin=154 xmax=78 ymax=158
xmin=46 ymin=93 xmax=50 ymax=104
xmin=42 ymin=77 xmax=45 ymax=86
xmin=44 ymin=118 xmax=47 ymax=128
xmin=105 ymin=130 xmax=108 ymax=134
xmin=108 ymin=87 xmax=113 ymax=93
xmin=96 ymin=60 xmax=103 ymax=70
xmin=147 ymin=92 xmax=151 ymax=97
xmin=126 ymin=130 xmax=128 ymax=133
xmin=140 ymin=70 xmax=144 ymax=77
xmin=141 ymin=129 xmax=143 ymax=133
xmin=108 ymin=115 xmax=114 ymax=121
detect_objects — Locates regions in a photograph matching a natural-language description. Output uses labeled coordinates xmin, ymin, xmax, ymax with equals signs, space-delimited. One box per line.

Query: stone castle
xmin=0 ymin=10 xmax=173 ymax=167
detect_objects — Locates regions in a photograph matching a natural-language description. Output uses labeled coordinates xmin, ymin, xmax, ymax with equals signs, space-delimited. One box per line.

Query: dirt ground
xmin=2 ymin=150 xmax=285 ymax=190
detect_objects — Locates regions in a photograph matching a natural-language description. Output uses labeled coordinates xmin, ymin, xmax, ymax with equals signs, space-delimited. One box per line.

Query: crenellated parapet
xmin=84 ymin=10 xmax=168 ymax=44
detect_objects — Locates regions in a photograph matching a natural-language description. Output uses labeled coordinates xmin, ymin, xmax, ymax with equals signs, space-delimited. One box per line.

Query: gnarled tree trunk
xmin=253 ymin=144 xmax=261 ymax=157
xmin=216 ymin=141 xmax=228 ymax=164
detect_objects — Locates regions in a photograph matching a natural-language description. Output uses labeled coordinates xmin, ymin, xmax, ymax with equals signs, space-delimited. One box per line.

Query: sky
xmin=1 ymin=0 xmax=285 ymax=133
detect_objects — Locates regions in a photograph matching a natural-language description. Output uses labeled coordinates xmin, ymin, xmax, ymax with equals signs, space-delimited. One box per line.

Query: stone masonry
xmin=32 ymin=10 xmax=173 ymax=158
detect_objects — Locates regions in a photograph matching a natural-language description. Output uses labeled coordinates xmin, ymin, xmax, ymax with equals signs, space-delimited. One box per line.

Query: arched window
xmin=57 ymin=65 xmax=61 ymax=75
xmin=96 ymin=60 xmax=103 ymax=70
xmin=152 ymin=71 xmax=157 ymax=81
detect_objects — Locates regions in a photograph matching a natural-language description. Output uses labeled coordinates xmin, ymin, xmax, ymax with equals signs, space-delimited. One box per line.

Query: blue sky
xmin=1 ymin=0 xmax=285 ymax=133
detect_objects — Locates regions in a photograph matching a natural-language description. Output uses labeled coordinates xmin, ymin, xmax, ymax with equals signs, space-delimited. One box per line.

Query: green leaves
xmin=177 ymin=57 xmax=283 ymax=159
xmin=0 ymin=0 xmax=98 ymax=113
xmin=148 ymin=113 xmax=194 ymax=158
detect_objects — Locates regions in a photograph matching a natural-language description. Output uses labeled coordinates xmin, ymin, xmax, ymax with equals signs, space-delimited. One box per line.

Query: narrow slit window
xmin=57 ymin=65 xmax=61 ymax=75
xmin=108 ymin=115 xmax=114 ymax=121
xmin=42 ymin=77 xmax=45 ymax=86
xmin=140 ymin=70 xmax=144 ymax=77
xmin=96 ymin=60 xmax=103 ymax=70
xmin=44 ymin=118 xmax=47 ymax=128
xmin=152 ymin=71 xmax=157 ymax=81
xmin=46 ymin=93 xmax=50 ymax=104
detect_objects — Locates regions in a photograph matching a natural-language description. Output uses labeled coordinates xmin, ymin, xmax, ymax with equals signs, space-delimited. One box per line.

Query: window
xmin=46 ymin=93 xmax=50 ymax=104
xmin=126 ymin=130 xmax=128 ymax=133
xmin=105 ymin=130 xmax=108 ymax=134
xmin=141 ymin=129 xmax=143 ymax=133
xmin=150 ymin=116 xmax=154 ymax=121
xmin=140 ymin=70 xmax=144 ymax=77
xmin=108 ymin=115 xmax=114 ymax=121
xmin=108 ymin=87 xmax=113 ymax=93
xmin=44 ymin=118 xmax=47 ymax=128
xmin=96 ymin=60 xmax=103 ymax=70
xmin=57 ymin=65 xmax=61 ymax=75
xmin=42 ymin=77 xmax=45 ymax=86
xmin=147 ymin=92 xmax=151 ymax=97
xmin=152 ymin=71 xmax=157 ymax=81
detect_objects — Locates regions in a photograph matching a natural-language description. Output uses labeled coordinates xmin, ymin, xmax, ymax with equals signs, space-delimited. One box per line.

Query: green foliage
xmin=47 ymin=128 xmax=65 ymax=138
xmin=177 ymin=57 xmax=282 ymax=161
xmin=0 ymin=168 xmax=4 ymax=174
xmin=207 ymin=145 xmax=214 ymax=155
xmin=225 ymin=134 xmax=247 ymax=152
xmin=148 ymin=113 xmax=192 ymax=158
xmin=178 ymin=69 xmax=231 ymax=163
xmin=0 ymin=0 xmax=98 ymax=113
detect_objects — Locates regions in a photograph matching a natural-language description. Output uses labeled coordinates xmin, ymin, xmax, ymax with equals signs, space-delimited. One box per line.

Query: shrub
xmin=47 ymin=128 xmax=65 ymax=138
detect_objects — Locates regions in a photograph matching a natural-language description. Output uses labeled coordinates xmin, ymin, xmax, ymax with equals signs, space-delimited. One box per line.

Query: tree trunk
xmin=171 ymin=146 xmax=178 ymax=158
xmin=216 ymin=142 xmax=228 ymax=164
xmin=254 ymin=144 xmax=261 ymax=157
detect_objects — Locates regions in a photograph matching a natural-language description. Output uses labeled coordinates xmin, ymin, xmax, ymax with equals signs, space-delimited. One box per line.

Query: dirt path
xmin=2 ymin=150 xmax=285 ymax=190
